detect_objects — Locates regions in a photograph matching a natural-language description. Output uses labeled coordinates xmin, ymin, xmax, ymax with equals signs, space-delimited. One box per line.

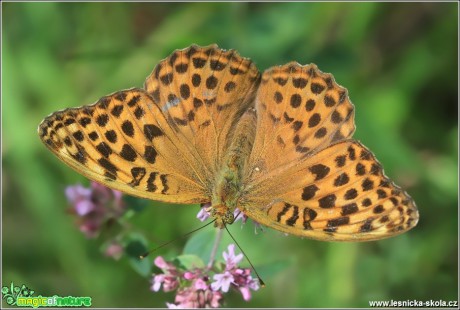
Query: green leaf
xmin=124 ymin=233 xmax=148 ymax=257
xmin=128 ymin=255 xmax=152 ymax=278
xmin=183 ymin=228 xmax=217 ymax=263
xmin=124 ymin=195 xmax=149 ymax=213
xmin=124 ymin=233 xmax=152 ymax=277
xmin=174 ymin=254 xmax=205 ymax=270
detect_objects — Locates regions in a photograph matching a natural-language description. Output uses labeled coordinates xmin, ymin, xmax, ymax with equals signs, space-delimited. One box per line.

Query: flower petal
xmin=75 ymin=200 xmax=96 ymax=216
xmin=239 ymin=286 xmax=251 ymax=301
xmin=194 ymin=278 xmax=208 ymax=290
xmin=151 ymin=274 xmax=164 ymax=292
xmin=211 ymin=272 xmax=234 ymax=293
xmin=166 ymin=302 xmax=183 ymax=308
xmin=65 ymin=184 xmax=91 ymax=203
xmin=154 ymin=256 xmax=168 ymax=269
xmin=196 ymin=208 xmax=210 ymax=222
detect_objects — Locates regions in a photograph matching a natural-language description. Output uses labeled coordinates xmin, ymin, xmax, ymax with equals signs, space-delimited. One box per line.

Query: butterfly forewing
xmin=144 ymin=44 xmax=260 ymax=184
xmin=247 ymin=63 xmax=355 ymax=175
xmin=38 ymin=88 xmax=207 ymax=203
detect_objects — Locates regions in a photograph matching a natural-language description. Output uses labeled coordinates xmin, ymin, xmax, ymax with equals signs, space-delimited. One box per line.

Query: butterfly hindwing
xmin=242 ymin=140 xmax=418 ymax=241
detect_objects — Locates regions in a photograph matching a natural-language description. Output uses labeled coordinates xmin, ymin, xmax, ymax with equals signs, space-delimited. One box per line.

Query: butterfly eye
xmin=223 ymin=211 xmax=235 ymax=224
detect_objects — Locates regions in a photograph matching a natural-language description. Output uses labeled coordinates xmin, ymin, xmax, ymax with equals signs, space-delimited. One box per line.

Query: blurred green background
xmin=2 ymin=2 xmax=458 ymax=308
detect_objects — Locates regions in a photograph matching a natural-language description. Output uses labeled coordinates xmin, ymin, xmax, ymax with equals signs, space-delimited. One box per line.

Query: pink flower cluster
xmin=65 ymin=182 xmax=125 ymax=238
xmin=151 ymin=244 xmax=260 ymax=308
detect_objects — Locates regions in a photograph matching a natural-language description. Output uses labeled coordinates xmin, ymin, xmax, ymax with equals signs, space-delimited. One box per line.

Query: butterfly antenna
xmin=223 ymin=223 xmax=265 ymax=287
xmin=140 ymin=219 xmax=217 ymax=259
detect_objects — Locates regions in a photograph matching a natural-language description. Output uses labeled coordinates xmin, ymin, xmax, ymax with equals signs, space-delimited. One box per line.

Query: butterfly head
xmin=206 ymin=204 xmax=235 ymax=229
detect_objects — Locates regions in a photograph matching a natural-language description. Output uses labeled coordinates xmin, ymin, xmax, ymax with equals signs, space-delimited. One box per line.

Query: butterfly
xmin=38 ymin=44 xmax=418 ymax=241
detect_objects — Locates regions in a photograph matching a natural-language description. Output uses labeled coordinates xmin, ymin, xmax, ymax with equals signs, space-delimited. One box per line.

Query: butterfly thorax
xmin=210 ymin=110 xmax=257 ymax=229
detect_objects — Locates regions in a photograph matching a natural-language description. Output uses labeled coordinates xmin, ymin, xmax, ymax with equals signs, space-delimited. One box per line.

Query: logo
xmin=2 ymin=282 xmax=92 ymax=308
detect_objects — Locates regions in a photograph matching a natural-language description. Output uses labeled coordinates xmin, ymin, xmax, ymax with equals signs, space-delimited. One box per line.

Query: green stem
xmin=207 ymin=228 xmax=224 ymax=269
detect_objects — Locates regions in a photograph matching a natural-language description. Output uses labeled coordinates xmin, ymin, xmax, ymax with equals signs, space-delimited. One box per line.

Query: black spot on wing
xmin=311 ymin=83 xmax=325 ymax=94
xmin=180 ymin=84 xmax=190 ymax=100
xmin=327 ymin=217 xmax=349 ymax=227
xmin=362 ymin=178 xmax=374 ymax=191
xmin=121 ymin=120 xmax=135 ymax=137
xmin=144 ymin=124 xmax=163 ymax=141
xmin=134 ymin=106 xmax=145 ymax=119
xmin=147 ymin=172 xmax=158 ymax=192
xmin=88 ymin=131 xmax=99 ymax=141
xmin=96 ymin=114 xmax=109 ymax=127
xmin=276 ymin=204 xmax=291 ymax=222
xmin=344 ymin=188 xmax=358 ymax=200
xmin=206 ymin=76 xmax=218 ymax=89
xmin=319 ymin=194 xmax=336 ymax=208
xmin=192 ymin=57 xmax=206 ymax=69
xmin=96 ymin=142 xmax=112 ymax=158
xmin=129 ymin=167 xmax=146 ymax=187
xmin=286 ymin=205 xmax=299 ymax=226
xmin=334 ymin=173 xmax=350 ymax=186
xmin=305 ymin=99 xmax=315 ymax=111
xmin=302 ymin=185 xmax=319 ymax=201
xmin=144 ymin=146 xmax=157 ymax=164
xmin=160 ymin=174 xmax=169 ymax=194
xmin=335 ymin=155 xmax=346 ymax=167
xmin=111 ymin=105 xmax=124 ymax=117
xmin=290 ymin=94 xmax=302 ymax=108
xmin=98 ymin=158 xmax=118 ymax=175
xmin=73 ymin=131 xmax=84 ymax=142
xmin=341 ymin=203 xmax=358 ymax=215
xmin=309 ymin=164 xmax=330 ymax=181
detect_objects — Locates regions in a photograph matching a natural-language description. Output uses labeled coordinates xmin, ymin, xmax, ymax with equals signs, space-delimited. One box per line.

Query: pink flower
xmin=173 ymin=285 xmax=223 ymax=308
xmin=194 ymin=278 xmax=208 ymax=290
xmin=239 ymin=286 xmax=252 ymax=301
xmin=196 ymin=207 xmax=210 ymax=222
xmin=65 ymin=185 xmax=95 ymax=216
xmin=104 ymin=241 xmax=123 ymax=260
xmin=151 ymin=274 xmax=165 ymax=292
xmin=183 ymin=271 xmax=195 ymax=280
xmin=151 ymin=273 xmax=180 ymax=293
xmin=151 ymin=256 xmax=181 ymax=293
xmin=65 ymin=182 xmax=125 ymax=238
xmin=211 ymin=271 xmax=234 ymax=292
xmin=233 ymin=208 xmax=248 ymax=224
xmin=154 ymin=256 xmax=169 ymax=269
xmin=150 ymin=256 xmax=225 ymax=308
xmin=232 ymin=268 xmax=260 ymax=301
xmin=211 ymin=245 xmax=261 ymax=301
xmin=150 ymin=245 xmax=260 ymax=307
xmin=223 ymin=244 xmax=243 ymax=270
